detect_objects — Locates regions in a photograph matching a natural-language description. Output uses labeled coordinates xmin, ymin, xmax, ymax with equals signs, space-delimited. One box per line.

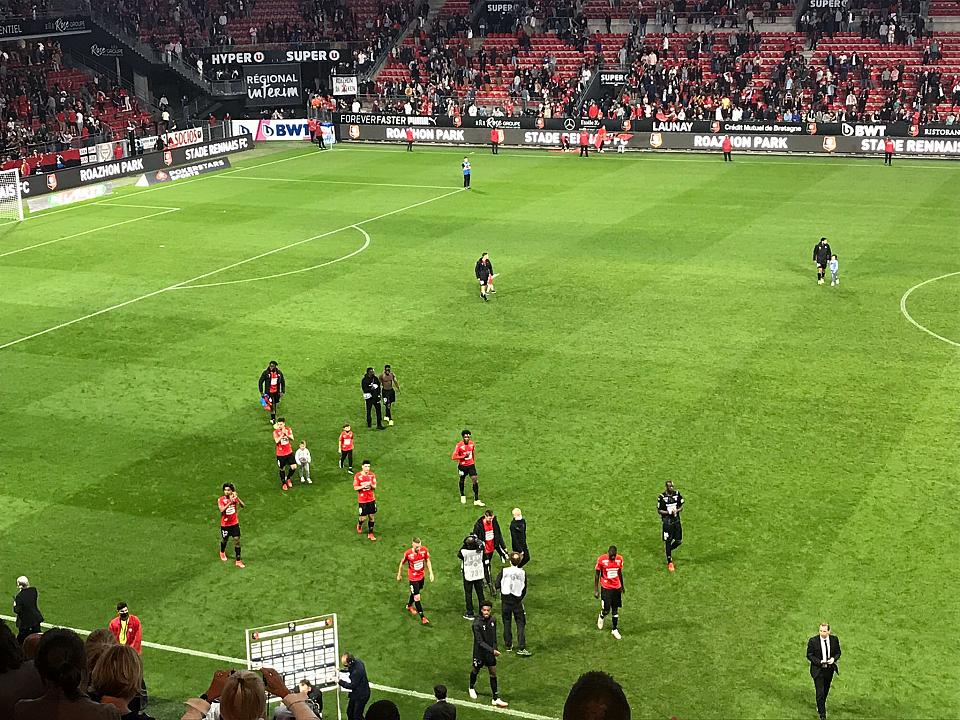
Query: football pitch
xmin=3 ymin=142 xmax=960 ymax=720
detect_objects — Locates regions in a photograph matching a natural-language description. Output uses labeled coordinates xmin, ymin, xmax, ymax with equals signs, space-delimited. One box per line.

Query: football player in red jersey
xmin=451 ymin=429 xmax=484 ymax=506
xmin=338 ymin=422 xmax=354 ymax=473
xmin=397 ymin=537 xmax=434 ymax=624
xmin=273 ymin=417 xmax=298 ymax=491
xmin=354 ymin=460 xmax=378 ymax=541
xmin=594 ymin=545 xmax=624 ymax=640
xmin=218 ymin=483 xmax=245 ymax=568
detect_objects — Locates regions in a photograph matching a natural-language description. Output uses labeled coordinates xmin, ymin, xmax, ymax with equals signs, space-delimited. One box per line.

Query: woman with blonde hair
xmin=182 ymin=667 xmax=319 ymax=720
xmin=89 ymin=644 xmax=151 ymax=719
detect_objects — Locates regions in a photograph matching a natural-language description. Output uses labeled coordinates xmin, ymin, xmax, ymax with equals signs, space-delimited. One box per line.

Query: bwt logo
xmin=263 ymin=123 xmax=308 ymax=138
xmin=841 ymin=123 xmax=886 ymax=137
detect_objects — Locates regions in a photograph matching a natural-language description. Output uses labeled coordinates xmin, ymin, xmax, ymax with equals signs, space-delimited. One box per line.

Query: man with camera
xmin=458 ymin=534 xmax=486 ymax=620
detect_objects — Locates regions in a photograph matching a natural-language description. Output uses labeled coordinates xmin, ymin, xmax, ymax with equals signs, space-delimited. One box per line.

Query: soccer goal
xmin=0 ymin=168 xmax=24 ymax=222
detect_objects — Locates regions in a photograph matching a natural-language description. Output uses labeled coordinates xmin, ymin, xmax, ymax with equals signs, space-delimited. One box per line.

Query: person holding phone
xmin=180 ymin=667 xmax=320 ymax=720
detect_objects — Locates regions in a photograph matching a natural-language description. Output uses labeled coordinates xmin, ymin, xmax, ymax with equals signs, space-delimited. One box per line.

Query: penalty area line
xmin=0 ymin=187 xmax=464 ymax=351
xmin=0 ymin=614 xmax=558 ymax=720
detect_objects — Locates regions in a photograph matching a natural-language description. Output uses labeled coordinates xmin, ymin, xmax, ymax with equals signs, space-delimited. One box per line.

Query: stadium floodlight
xmin=0 ymin=168 xmax=24 ymax=222
xmin=246 ymin=614 xmax=341 ymax=719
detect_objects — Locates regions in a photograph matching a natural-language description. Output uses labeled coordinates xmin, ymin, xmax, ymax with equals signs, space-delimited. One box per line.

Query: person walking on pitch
xmin=594 ymin=545 xmax=624 ymax=640
xmin=813 ymin=237 xmax=832 ymax=285
xmin=258 ymin=360 xmax=285 ymax=425
xmin=354 ymin=460 xmax=378 ymax=541
xmin=398 ymin=537 xmax=434 ymax=624
xmin=806 ymin=623 xmax=841 ymax=720
xmin=495 ymin=552 xmax=530 ymax=656
xmin=273 ymin=418 xmax=298 ymax=491
xmin=379 ymin=364 xmax=399 ymax=426
xmin=459 ymin=534 xmax=486 ymax=619
xmin=462 ymin=157 xmax=471 ymax=189
xmin=218 ymin=483 xmax=245 ymax=568
xmin=295 ymin=440 xmax=313 ymax=484
xmin=361 ymin=367 xmax=385 ymax=430
xmin=829 ymin=254 xmax=839 ymax=286
xmin=658 ymin=481 xmax=684 ymax=571
xmin=339 ymin=423 xmax=355 ymax=472
xmin=469 ymin=602 xmax=508 ymax=707
xmin=452 ymin=430 xmax=483 ymax=505
xmin=474 ymin=510 xmax=508 ymax=592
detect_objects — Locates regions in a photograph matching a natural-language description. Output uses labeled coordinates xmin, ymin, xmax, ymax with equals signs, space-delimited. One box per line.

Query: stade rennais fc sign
xmin=243 ymin=63 xmax=302 ymax=107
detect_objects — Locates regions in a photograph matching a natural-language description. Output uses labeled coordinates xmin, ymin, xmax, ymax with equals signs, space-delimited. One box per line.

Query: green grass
xmin=2 ymin=141 xmax=960 ymax=720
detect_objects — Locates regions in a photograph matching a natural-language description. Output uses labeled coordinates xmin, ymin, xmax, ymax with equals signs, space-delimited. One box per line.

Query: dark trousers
xmin=316 ymin=133 xmax=326 ymax=149
xmin=884 ymin=152 xmax=892 ymax=165
xmin=463 ymin=173 xmax=471 ymax=188
xmin=579 ymin=144 xmax=589 ymax=156
xmin=491 ymin=142 xmax=498 ymax=154
xmin=723 ymin=151 xmax=732 ymax=161
xmin=347 ymin=692 xmax=369 ymax=720
xmin=365 ymin=398 xmax=383 ymax=428
xmin=463 ymin=578 xmax=485 ymax=615
xmin=406 ymin=141 xmax=413 ymax=151
xmin=813 ymin=669 xmax=835 ymax=719
xmin=16 ymin=624 xmax=40 ymax=643
xmin=340 ymin=449 xmax=353 ymax=470
xmin=501 ymin=599 xmax=526 ymax=649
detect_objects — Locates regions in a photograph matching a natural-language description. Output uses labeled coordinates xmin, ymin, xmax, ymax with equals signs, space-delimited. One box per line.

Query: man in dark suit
xmin=423 ymin=684 xmax=456 ymax=719
xmin=13 ymin=576 xmax=43 ymax=643
xmin=806 ymin=622 xmax=841 ymax=720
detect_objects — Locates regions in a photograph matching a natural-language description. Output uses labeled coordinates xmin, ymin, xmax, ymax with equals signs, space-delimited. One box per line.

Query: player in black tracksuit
xmin=470 ymin=602 xmax=508 ymax=706
xmin=658 ymin=481 xmax=684 ymax=571
xmin=475 ymin=253 xmax=494 ymax=301
xmin=813 ymin=238 xmax=832 ymax=286
xmin=258 ymin=360 xmax=285 ymax=424
xmin=361 ymin=367 xmax=385 ymax=429
xmin=509 ymin=510 xmax=529 ymax=567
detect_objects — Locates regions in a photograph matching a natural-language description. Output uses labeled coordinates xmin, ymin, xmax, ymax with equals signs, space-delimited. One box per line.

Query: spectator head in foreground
xmin=0 ymin=620 xmax=23 ymax=672
xmin=84 ymin=629 xmax=118 ymax=682
xmin=35 ymin=628 xmax=86 ymax=700
xmin=220 ymin=670 xmax=267 ymax=720
xmin=22 ymin=633 xmax=42 ymax=661
xmin=563 ymin=671 xmax=630 ymax=720
xmin=365 ymin=699 xmax=400 ymax=720
xmin=91 ymin=644 xmax=142 ymax=712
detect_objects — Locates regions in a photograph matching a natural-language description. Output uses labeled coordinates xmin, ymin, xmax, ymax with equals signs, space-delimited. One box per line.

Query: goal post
xmin=0 ymin=168 xmax=24 ymax=222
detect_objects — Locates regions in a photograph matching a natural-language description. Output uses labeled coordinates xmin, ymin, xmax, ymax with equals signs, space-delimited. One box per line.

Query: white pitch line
xmin=174 ymin=226 xmax=371 ymax=290
xmin=0 ymin=614 xmax=558 ymax=719
xmin=94 ymin=202 xmax=183 ymax=211
xmin=900 ymin=271 xmax=960 ymax=348
xmin=221 ymin=175 xmax=462 ymax=190
xmin=0 ymin=188 xmax=464 ymax=351
xmin=0 ymin=208 xmax=181 ymax=259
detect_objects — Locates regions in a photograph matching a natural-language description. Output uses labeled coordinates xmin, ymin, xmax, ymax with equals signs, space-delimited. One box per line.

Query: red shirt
xmin=403 ymin=546 xmax=430 ymax=581
xmin=596 ymin=554 xmax=624 ymax=590
xmin=451 ymin=440 xmax=476 ymax=466
xmin=218 ymin=496 xmax=239 ymax=527
xmin=884 ymin=139 xmax=894 ymax=153
xmin=405 ymin=128 xmax=414 ymax=141
xmin=274 ymin=426 xmax=294 ymax=457
xmin=481 ymin=517 xmax=496 ymax=554
xmin=339 ymin=430 xmax=354 ymax=452
xmin=490 ymin=128 xmax=498 ymax=143
xmin=579 ymin=130 xmax=589 ymax=145
xmin=722 ymin=137 xmax=733 ymax=152
xmin=108 ymin=615 xmax=142 ymax=654
xmin=266 ymin=370 xmax=281 ymax=394
xmin=354 ymin=471 xmax=377 ymax=503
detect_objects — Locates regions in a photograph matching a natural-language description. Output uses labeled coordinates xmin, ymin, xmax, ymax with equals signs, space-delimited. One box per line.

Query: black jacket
xmin=339 ymin=657 xmax=371 ymax=697
xmin=813 ymin=241 xmax=832 ymax=265
xmin=258 ymin=367 xmax=285 ymax=395
xmin=473 ymin=516 xmax=507 ymax=559
xmin=509 ymin=517 xmax=527 ymax=551
xmin=806 ymin=635 xmax=841 ymax=678
xmin=423 ymin=700 xmax=457 ymax=720
xmin=361 ymin=373 xmax=381 ymax=401
xmin=13 ymin=587 xmax=42 ymax=628
xmin=475 ymin=258 xmax=493 ymax=281
xmin=472 ymin=614 xmax=498 ymax=657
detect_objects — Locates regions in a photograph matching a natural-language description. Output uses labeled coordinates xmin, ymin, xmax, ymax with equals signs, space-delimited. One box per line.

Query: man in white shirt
xmin=495 ymin=553 xmax=530 ymax=656
xmin=295 ymin=441 xmax=312 ymax=483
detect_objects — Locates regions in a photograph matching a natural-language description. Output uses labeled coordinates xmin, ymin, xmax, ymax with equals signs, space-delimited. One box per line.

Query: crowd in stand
xmin=0 ymin=40 xmax=153 ymax=162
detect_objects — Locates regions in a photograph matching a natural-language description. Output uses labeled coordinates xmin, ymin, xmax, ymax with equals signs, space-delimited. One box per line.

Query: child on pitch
xmin=296 ymin=440 xmax=313 ymax=484
xmin=829 ymin=254 xmax=839 ymax=286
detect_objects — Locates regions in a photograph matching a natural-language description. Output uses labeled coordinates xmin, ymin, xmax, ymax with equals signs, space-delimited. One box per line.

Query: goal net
xmin=0 ymin=168 xmax=24 ymax=221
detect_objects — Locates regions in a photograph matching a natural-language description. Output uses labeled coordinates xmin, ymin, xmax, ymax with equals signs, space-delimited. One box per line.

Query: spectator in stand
xmin=182 ymin=667 xmax=319 ymax=720
xmin=13 ymin=576 xmax=43 ymax=643
xmin=14 ymin=628 xmax=120 ymax=720
xmin=0 ymin=621 xmax=44 ymax=718
xmin=562 ymin=671 xmax=630 ymax=720
xmin=89 ymin=645 xmax=152 ymax=720
xmin=423 ymin=684 xmax=456 ymax=719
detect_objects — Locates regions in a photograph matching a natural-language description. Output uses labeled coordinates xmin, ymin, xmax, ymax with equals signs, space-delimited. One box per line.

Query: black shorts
xmin=268 ymin=392 xmax=281 ymax=407
xmin=816 ymin=261 xmax=826 ymax=269
xmin=277 ymin=454 xmax=297 ymax=469
xmin=383 ymin=389 xmax=396 ymax=404
xmin=409 ymin=579 xmax=424 ymax=595
xmin=477 ymin=275 xmax=490 ymax=285
xmin=359 ymin=500 xmax=378 ymax=516
xmin=663 ymin=520 xmax=682 ymax=543
xmin=600 ymin=587 xmax=622 ymax=610
xmin=458 ymin=464 xmax=478 ymax=478
xmin=473 ymin=654 xmax=496 ymax=669
xmin=220 ymin=524 xmax=240 ymax=539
